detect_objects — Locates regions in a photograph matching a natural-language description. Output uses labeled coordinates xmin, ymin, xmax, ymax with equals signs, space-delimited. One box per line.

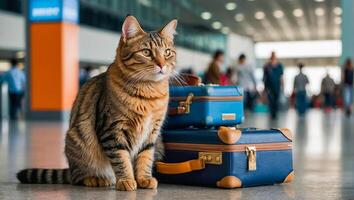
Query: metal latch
xmin=246 ymin=146 xmax=257 ymax=171
xmin=199 ymin=152 xmax=222 ymax=165
xmin=179 ymin=93 xmax=194 ymax=114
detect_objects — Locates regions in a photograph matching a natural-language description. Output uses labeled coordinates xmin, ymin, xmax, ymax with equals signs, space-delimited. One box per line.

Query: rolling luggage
xmin=156 ymin=127 xmax=294 ymax=188
xmin=167 ymin=85 xmax=244 ymax=128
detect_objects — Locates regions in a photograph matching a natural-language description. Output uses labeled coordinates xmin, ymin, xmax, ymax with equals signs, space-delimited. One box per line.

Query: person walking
xmin=263 ymin=52 xmax=284 ymax=119
xmin=205 ymin=50 xmax=224 ymax=84
xmin=3 ymin=59 xmax=26 ymax=120
xmin=293 ymin=63 xmax=309 ymax=116
xmin=236 ymin=54 xmax=257 ymax=111
xmin=220 ymin=67 xmax=236 ymax=86
xmin=342 ymin=58 xmax=354 ymax=116
xmin=321 ymin=72 xmax=336 ymax=112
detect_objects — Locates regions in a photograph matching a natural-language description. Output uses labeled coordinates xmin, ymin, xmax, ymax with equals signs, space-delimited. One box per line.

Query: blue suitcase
xmin=156 ymin=127 xmax=294 ymax=188
xmin=167 ymin=85 xmax=244 ymax=128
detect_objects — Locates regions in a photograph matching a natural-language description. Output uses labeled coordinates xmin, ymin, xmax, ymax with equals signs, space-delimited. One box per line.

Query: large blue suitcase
xmin=156 ymin=127 xmax=294 ymax=188
xmin=166 ymin=85 xmax=244 ymax=128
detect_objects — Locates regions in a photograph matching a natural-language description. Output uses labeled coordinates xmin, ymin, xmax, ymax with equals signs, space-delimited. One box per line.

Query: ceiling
xmin=190 ymin=0 xmax=341 ymax=42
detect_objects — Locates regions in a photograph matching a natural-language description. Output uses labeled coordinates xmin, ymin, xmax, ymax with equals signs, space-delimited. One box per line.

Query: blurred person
xmin=79 ymin=65 xmax=98 ymax=87
xmin=3 ymin=59 xmax=26 ymax=120
xmin=79 ymin=67 xmax=90 ymax=87
xmin=321 ymin=72 xmax=336 ymax=112
xmin=334 ymin=84 xmax=343 ymax=108
xmin=293 ymin=63 xmax=309 ymax=116
xmin=263 ymin=52 xmax=284 ymax=119
xmin=342 ymin=58 xmax=354 ymax=116
xmin=236 ymin=54 xmax=257 ymax=111
xmin=220 ymin=67 xmax=236 ymax=86
xmin=205 ymin=50 xmax=224 ymax=84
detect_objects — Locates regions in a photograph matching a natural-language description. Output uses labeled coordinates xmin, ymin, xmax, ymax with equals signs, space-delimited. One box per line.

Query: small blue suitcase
xmin=167 ymin=85 xmax=244 ymax=128
xmin=156 ymin=127 xmax=294 ymax=188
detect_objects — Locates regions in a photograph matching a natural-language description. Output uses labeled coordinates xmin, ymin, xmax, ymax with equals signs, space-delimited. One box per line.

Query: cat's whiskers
xmin=170 ymin=70 xmax=187 ymax=86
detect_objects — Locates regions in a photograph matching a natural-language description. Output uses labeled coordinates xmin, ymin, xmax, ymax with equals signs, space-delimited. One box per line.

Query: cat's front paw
xmin=137 ymin=177 xmax=158 ymax=189
xmin=116 ymin=178 xmax=137 ymax=191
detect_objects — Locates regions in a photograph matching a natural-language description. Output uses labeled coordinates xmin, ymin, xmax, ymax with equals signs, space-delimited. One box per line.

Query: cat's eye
xmin=165 ymin=49 xmax=172 ymax=57
xmin=142 ymin=49 xmax=152 ymax=57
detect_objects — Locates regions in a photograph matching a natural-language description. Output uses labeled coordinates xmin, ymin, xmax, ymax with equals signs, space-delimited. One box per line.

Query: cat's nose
xmin=156 ymin=63 xmax=166 ymax=70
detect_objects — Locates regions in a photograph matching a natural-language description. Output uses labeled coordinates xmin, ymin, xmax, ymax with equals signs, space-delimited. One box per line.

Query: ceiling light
xmin=221 ymin=27 xmax=230 ymax=34
xmin=293 ymin=9 xmax=303 ymax=17
xmin=16 ymin=51 xmax=25 ymax=59
xmin=333 ymin=7 xmax=342 ymax=15
xmin=225 ymin=2 xmax=237 ymax=11
xmin=334 ymin=17 xmax=342 ymax=24
xmin=314 ymin=0 xmax=325 ymax=2
xmin=234 ymin=13 xmax=244 ymax=22
xmin=248 ymin=0 xmax=255 ymax=1
xmin=273 ymin=10 xmax=284 ymax=18
xmin=201 ymin=12 xmax=212 ymax=20
xmin=255 ymin=11 xmax=265 ymax=20
xmin=315 ymin=8 xmax=325 ymax=16
xmin=138 ymin=0 xmax=152 ymax=7
xmin=212 ymin=21 xmax=222 ymax=29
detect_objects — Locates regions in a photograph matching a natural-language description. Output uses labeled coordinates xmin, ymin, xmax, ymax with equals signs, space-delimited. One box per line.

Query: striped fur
xmin=16 ymin=169 xmax=71 ymax=184
xmin=17 ymin=16 xmax=176 ymax=191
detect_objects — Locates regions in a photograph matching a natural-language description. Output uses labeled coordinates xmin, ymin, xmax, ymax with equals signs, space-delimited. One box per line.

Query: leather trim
xmin=216 ymin=176 xmax=242 ymax=188
xmin=217 ymin=126 xmax=242 ymax=144
xmin=170 ymin=96 xmax=243 ymax=102
xmin=283 ymin=171 xmax=294 ymax=183
xmin=276 ymin=128 xmax=293 ymax=141
xmin=168 ymin=107 xmax=186 ymax=115
xmin=164 ymin=142 xmax=292 ymax=152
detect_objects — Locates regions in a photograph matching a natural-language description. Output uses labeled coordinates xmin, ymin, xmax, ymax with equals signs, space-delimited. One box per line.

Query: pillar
xmin=26 ymin=0 xmax=79 ymax=120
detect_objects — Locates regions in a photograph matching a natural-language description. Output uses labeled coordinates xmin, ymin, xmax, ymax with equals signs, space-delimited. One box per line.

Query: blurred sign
xmin=29 ymin=0 xmax=79 ymax=23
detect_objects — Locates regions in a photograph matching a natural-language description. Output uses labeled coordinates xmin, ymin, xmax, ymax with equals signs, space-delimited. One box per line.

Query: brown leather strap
xmin=168 ymin=107 xmax=186 ymax=115
xmin=156 ymin=159 xmax=205 ymax=174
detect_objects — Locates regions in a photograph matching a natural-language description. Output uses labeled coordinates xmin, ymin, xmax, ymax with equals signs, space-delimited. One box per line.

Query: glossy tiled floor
xmin=0 ymin=109 xmax=353 ymax=200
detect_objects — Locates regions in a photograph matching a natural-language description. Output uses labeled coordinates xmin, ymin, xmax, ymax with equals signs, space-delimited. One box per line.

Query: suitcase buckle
xmin=246 ymin=146 xmax=257 ymax=171
xmin=198 ymin=152 xmax=222 ymax=165
xmin=179 ymin=93 xmax=194 ymax=114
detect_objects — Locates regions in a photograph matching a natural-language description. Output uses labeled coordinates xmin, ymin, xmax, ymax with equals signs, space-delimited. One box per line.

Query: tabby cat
xmin=16 ymin=15 xmax=177 ymax=191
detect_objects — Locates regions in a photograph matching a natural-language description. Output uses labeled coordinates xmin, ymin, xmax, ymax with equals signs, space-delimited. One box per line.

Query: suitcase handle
xmin=168 ymin=93 xmax=194 ymax=115
xmin=156 ymin=159 xmax=205 ymax=174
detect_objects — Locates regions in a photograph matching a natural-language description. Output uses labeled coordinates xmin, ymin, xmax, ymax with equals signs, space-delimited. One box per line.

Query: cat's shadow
xmin=15 ymin=184 xmax=157 ymax=200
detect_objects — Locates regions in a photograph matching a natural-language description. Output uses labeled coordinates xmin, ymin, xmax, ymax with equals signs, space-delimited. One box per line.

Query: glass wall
xmin=79 ymin=0 xmax=226 ymax=53
xmin=0 ymin=0 xmax=22 ymax=14
xmin=0 ymin=0 xmax=226 ymax=53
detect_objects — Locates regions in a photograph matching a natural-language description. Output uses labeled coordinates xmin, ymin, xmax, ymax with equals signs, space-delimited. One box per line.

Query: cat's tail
xmin=16 ymin=168 xmax=71 ymax=184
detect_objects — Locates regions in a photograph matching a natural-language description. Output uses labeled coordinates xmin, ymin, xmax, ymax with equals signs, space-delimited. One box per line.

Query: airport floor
xmin=0 ymin=109 xmax=353 ymax=200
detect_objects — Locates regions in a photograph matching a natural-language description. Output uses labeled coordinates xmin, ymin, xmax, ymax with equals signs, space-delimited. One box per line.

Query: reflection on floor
xmin=0 ymin=109 xmax=353 ymax=200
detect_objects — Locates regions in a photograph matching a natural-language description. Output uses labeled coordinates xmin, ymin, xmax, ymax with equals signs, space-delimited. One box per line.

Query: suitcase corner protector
xmin=216 ymin=176 xmax=242 ymax=189
xmin=217 ymin=127 xmax=241 ymax=144
xmin=283 ymin=171 xmax=295 ymax=183
xmin=276 ymin=128 xmax=293 ymax=142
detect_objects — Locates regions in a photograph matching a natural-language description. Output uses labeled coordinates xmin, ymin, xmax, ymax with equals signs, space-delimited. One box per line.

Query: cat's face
xmin=119 ymin=16 xmax=177 ymax=82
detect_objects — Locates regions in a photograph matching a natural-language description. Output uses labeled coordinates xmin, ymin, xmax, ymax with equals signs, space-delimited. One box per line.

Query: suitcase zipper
xmin=170 ymin=96 xmax=243 ymax=102
xmin=163 ymin=142 xmax=292 ymax=152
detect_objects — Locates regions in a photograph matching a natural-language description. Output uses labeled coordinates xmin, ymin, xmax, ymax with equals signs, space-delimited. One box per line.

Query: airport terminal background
xmin=0 ymin=0 xmax=354 ymax=199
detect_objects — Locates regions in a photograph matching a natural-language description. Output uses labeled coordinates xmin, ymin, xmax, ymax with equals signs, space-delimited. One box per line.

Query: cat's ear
xmin=159 ymin=19 xmax=178 ymax=40
xmin=122 ymin=15 xmax=145 ymax=40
